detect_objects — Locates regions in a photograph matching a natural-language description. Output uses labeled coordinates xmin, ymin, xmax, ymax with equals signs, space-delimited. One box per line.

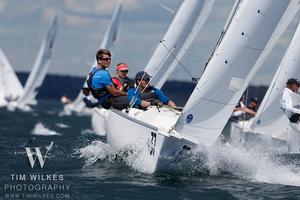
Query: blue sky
xmin=0 ymin=0 xmax=297 ymax=85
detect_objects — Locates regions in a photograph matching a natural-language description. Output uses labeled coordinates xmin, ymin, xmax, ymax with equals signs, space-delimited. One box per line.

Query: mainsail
xmin=250 ymin=16 xmax=300 ymax=138
xmin=174 ymin=0 xmax=291 ymax=147
xmin=0 ymin=49 xmax=24 ymax=104
xmin=68 ymin=0 xmax=123 ymax=113
xmin=144 ymin=0 xmax=213 ymax=87
xmin=16 ymin=16 xmax=57 ymax=108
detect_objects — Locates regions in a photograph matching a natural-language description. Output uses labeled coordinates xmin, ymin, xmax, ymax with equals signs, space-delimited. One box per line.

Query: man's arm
xmin=106 ymin=85 xmax=127 ymax=96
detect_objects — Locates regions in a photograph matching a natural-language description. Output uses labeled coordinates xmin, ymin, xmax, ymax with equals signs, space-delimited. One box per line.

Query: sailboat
xmin=91 ymin=0 xmax=214 ymax=135
xmin=0 ymin=49 xmax=24 ymax=107
xmin=230 ymin=12 xmax=300 ymax=153
xmin=63 ymin=0 xmax=123 ymax=116
xmin=103 ymin=0 xmax=292 ymax=173
xmin=7 ymin=16 xmax=57 ymax=112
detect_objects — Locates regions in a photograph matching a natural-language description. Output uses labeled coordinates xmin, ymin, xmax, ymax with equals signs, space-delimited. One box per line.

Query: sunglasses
xmin=120 ymin=70 xmax=128 ymax=73
xmin=99 ymin=57 xmax=111 ymax=62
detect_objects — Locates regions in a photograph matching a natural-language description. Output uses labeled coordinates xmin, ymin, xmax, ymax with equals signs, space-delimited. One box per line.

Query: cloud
xmin=0 ymin=1 xmax=7 ymax=14
xmin=63 ymin=0 xmax=143 ymax=16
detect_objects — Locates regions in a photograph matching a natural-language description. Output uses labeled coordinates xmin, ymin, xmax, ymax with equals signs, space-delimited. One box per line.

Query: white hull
xmin=91 ymin=108 xmax=109 ymax=136
xmin=63 ymin=103 xmax=93 ymax=116
xmin=106 ymin=108 xmax=196 ymax=173
xmin=230 ymin=121 xmax=288 ymax=153
xmin=288 ymin=123 xmax=300 ymax=154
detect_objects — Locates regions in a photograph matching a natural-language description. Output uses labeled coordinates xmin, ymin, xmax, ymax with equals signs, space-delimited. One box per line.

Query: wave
xmin=55 ymin=123 xmax=70 ymax=128
xmin=77 ymin=139 xmax=300 ymax=186
xmin=31 ymin=122 xmax=62 ymax=136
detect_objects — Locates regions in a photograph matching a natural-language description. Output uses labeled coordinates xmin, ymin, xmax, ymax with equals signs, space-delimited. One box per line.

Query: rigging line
xmin=248 ymin=13 xmax=300 ymax=135
xmin=160 ymin=40 xmax=196 ymax=81
xmin=127 ymin=46 xmax=176 ymax=109
xmin=202 ymin=0 xmax=242 ymax=75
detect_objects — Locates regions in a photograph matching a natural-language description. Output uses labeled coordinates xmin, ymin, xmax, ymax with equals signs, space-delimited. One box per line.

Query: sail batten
xmin=174 ymin=0 xmax=292 ymax=147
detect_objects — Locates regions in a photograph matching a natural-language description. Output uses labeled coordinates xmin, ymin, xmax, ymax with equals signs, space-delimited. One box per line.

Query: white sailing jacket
xmin=280 ymin=87 xmax=300 ymax=118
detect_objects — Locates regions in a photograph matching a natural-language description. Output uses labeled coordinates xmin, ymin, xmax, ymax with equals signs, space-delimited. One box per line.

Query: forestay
xmin=0 ymin=49 xmax=24 ymax=102
xmin=144 ymin=0 xmax=212 ymax=87
xmin=154 ymin=0 xmax=215 ymax=89
xmin=69 ymin=0 xmax=123 ymax=113
xmin=250 ymin=16 xmax=300 ymax=137
xmin=174 ymin=0 xmax=291 ymax=147
xmin=17 ymin=16 xmax=57 ymax=108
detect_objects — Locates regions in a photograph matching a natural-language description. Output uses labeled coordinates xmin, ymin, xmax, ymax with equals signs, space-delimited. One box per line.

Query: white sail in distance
xmin=16 ymin=16 xmax=57 ymax=108
xmin=0 ymin=49 xmax=24 ymax=104
xmin=154 ymin=0 xmax=216 ymax=89
xmin=69 ymin=0 xmax=123 ymax=113
xmin=144 ymin=0 xmax=214 ymax=87
xmin=250 ymin=17 xmax=300 ymax=138
xmin=174 ymin=0 xmax=292 ymax=147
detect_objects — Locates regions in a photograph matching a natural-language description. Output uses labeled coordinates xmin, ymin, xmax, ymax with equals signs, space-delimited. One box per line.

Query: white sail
xmin=16 ymin=16 xmax=57 ymax=108
xmin=0 ymin=62 xmax=6 ymax=106
xmin=154 ymin=0 xmax=215 ymax=89
xmin=0 ymin=49 xmax=24 ymax=104
xmin=144 ymin=0 xmax=211 ymax=87
xmin=250 ymin=18 xmax=300 ymax=138
xmin=174 ymin=0 xmax=291 ymax=147
xmin=68 ymin=0 xmax=123 ymax=113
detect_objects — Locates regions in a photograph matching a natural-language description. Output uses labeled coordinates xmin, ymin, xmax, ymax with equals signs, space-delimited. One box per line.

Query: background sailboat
xmin=8 ymin=15 xmax=57 ymax=112
xmin=0 ymin=49 xmax=24 ymax=107
xmin=63 ymin=0 xmax=123 ymax=116
xmin=229 ymin=1 xmax=300 ymax=149
xmin=231 ymin=14 xmax=300 ymax=152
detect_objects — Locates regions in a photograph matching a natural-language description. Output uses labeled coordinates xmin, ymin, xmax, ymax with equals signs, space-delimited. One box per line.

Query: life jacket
xmin=112 ymin=76 xmax=133 ymax=91
xmin=140 ymin=86 xmax=157 ymax=102
xmin=86 ymin=68 xmax=111 ymax=100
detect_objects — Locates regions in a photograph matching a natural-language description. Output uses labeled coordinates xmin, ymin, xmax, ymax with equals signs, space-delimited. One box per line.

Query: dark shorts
xmin=290 ymin=114 xmax=300 ymax=123
xmin=108 ymin=96 xmax=129 ymax=110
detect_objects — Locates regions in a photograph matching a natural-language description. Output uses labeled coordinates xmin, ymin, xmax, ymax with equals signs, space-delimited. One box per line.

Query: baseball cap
xmin=135 ymin=71 xmax=151 ymax=81
xmin=116 ymin=64 xmax=128 ymax=71
xmin=286 ymin=78 xmax=300 ymax=87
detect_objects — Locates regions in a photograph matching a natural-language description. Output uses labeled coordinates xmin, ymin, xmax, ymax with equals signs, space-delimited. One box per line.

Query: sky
xmin=0 ymin=0 xmax=298 ymax=86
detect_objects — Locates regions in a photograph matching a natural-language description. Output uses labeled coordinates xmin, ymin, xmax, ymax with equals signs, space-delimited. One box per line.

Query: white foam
xmin=77 ymin=140 xmax=113 ymax=167
xmin=81 ymin=129 xmax=96 ymax=135
xmin=55 ymin=123 xmax=69 ymax=128
xmin=190 ymin=143 xmax=300 ymax=186
xmin=31 ymin=122 xmax=61 ymax=136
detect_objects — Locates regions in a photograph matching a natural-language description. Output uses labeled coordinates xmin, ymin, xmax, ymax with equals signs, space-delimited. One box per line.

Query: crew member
xmin=281 ymin=78 xmax=300 ymax=123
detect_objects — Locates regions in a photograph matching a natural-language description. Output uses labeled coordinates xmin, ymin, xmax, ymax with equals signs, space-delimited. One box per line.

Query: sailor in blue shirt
xmin=86 ymin=49 xmax=128 ymax=109
xmin=133 ymin=71 xmax=176 ymax=107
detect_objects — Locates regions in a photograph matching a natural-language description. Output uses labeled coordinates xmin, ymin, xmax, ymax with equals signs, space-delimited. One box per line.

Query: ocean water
xmin=1 ymin=101 xmax=300 ymax=200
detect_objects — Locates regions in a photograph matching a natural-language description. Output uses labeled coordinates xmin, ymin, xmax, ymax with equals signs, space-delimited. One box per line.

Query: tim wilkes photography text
xmin=3 ymin=174 xmax=70 ymax=199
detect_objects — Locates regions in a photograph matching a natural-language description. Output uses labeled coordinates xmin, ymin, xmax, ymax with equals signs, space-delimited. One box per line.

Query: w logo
xmin=24 ymin=142 xmax=54 ymax=169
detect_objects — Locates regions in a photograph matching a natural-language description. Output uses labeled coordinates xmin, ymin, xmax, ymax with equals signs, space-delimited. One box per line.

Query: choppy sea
xmin=1 ymin=101 xmax=300 ymax=200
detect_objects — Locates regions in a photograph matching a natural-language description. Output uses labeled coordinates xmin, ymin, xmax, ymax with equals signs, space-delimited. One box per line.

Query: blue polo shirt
xmin=90 ymin=67 xmax=113 ymax=104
